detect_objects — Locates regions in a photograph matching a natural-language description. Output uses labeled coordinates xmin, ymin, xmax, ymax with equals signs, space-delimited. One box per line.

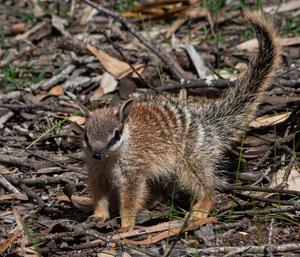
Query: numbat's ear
xmin=118 ymin=99 xmax=134 ymax=123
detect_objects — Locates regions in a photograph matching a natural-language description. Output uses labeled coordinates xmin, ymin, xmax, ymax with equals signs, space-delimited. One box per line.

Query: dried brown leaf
xmin=0 ymin=166 xmax=11 ymax=174
xmin=48 ymin=85 xmax=64 ymax=96
xmin=97 ymin=247 xmax=117 ymax=257
xmin=10 ymin=23 xmax=27 ymax=35
xmin=269 ymin=165 xmax=300 ymax=191
xmin=90 ymin=72 xmax=118 ymax=101
xmin=69 ymin=116 xmax=86 ymax=126
xmin=0 ymin=229 xmax=22 ymax=255
xmin=87 ymin=44 xmax=130 ymax=78
xmin=250 ymin=113 xmax=291 ymax=128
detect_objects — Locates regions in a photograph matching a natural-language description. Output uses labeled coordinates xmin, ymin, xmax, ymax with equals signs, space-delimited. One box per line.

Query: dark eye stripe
xmin=84 ymin=133 xmax=93 ymax=151
xmin=108 ymin=129 xmax=122 ymax=147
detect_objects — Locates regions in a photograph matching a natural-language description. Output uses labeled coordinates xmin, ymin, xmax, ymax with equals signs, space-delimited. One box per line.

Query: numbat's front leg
xmin=120 ymin=177 xmax=147 ymax=231
xmin=89 ymin=173 xmax=110 ymax=222
xmin=93 ymin=198 xmax=110 ymax=221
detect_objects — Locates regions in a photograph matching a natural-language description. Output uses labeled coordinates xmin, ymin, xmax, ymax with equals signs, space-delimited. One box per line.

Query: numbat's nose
xmin=92 ymin=150 xmax=105 ymax=160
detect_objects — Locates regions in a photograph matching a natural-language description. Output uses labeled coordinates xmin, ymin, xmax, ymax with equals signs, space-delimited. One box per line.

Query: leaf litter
xmin=0 ymin=0 xmax=300 ymax=256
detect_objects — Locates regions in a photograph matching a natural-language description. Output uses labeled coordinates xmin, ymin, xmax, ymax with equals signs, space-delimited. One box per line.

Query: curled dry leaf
xmin=0 ymin=166 xmax=11 ymax=174
xmin=269 ymin=165 xmax=300 ymax=192
xmin=10 ymin=23 xmax=27 ymax=35
xmin=166 ymin=6 xmax=208 ymax=37
xmin=90 ymin=72 xmax=118 ymax=101
xmin=69 ymin=116 xmax=86 ymax=126
xmin=80 ymin=6 xmax=98 ymax=24
xmin=35 ymin=85 xmax=64 ymax=102
xmin=97 ymin=247 xmax=117 ymax=257
xmin=87 ymin=44 xmax=130 ymax=78
xmin=51 ymin=14 xmax=71 ymax=37
xmin=0 ymin=108 xmax=14 ymax=129
xmin=87 ymin=45 xmax=144 ymax=80
xmin=48 ymin=85 xmax=64 ymax=96
xmin=0 ymin=228 xmax=22 ymax=255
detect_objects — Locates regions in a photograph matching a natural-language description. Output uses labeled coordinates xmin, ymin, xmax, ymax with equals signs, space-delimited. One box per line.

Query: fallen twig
xmin=0 ymin=174 xmax=20 ymax=193
xmin=30 ymin=64 xmax=75 ymax=93
xmin=226 ymin=185 xmax=300 ymax=197
xmin=233 ymin=192 xmax=295 ymax=206
xmin=4 ymin=176 xmax=59 ymax=214
xmin=120 ymin=217 xmax=217 ymax=245
xmin=230 ymin=204 xmax=300 ymax=216
xmin=102 ymin=31 xmax=155 ymax=90
xmin=157 ymin=78 xmax=233 ymax=91
xmin=187 ymin=243 xmax=300 ymax=255
xmin=0 ymin=103 xmax=76 ymax=113
xmin=267 ymin=218 xmax=275 ymax=257
xmin=80 ymin=0 xmax=184 ymax=82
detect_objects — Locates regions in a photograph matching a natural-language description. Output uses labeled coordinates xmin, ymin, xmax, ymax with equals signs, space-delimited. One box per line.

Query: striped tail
xmin=202 ymin=11 xmax=281 ymax=136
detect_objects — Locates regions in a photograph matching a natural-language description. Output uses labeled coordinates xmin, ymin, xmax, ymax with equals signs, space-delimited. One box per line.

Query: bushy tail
xmin=201 ymin=11 xmax=281 ymax=137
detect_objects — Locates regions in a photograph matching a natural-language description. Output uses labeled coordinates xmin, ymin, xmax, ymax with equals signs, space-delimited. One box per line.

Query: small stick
xmin=267 ymin=218 xmax=275 ymax=257
xmin=157 ymin=78 xmax=234 ymax=91
xmin=233 ymin=192 xmax=294 ymax=206
xmin=188 ymin=243 xmax=300 ymax=255
xmin=80 ymin=0 xmax=184 ymax=82
xmin=30 ymin=64 xmax=75 ymax=93
xmin=0 ymin=174 xmax=20 ymax=193
xmin=101 ymin=32 xmax=156 ymax=91
xmin=226 ymin=185 xmax=300 ymax=197
xmin=5 ymin=176 xmax=58 ymax=214
xmin=230 ymin=204 xmax=300 ymax=216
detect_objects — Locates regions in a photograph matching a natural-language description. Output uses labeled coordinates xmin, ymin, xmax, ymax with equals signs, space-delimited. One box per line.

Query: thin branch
xmin=267 ymin=218 xmax=275 ymax=257
xmin=80 ymin=0 xmax=184 ymax=82
xmin=230 ymin=204 xmax=300 ymax=216
xmin=226 ymin=185 xmax=300 ymax=197
xmin=101 ymin=31 xmax=156 ymax=91
xmin=187 ymin=243 xmax=300 ymax=255
xmin=157 ymin=78 xmax=234 ymax=91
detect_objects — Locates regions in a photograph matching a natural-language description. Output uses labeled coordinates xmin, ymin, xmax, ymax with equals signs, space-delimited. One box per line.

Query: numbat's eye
xmin=114 ymin=129 xmax=121 ymax=141
xmin=108 ymin=129 xmax=122 ymax=147
xmin=83 ymin=133 xmax=90 ymax=148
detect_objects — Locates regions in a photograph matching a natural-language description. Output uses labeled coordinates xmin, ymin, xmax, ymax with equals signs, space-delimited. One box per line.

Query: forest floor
xmin=0 ymin=0 xmax=300 ymax=256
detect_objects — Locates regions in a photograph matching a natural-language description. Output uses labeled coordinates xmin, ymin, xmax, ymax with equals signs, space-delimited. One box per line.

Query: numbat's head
xmin=83 ymin=100 xmax=133 ymax=160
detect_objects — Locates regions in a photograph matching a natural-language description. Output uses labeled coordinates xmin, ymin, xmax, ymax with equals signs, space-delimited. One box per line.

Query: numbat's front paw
xmin=90 ymin=208 xmax=110 ymax=222
xmin=121 ymin=224 xmax=134 ymax=232
xmin=121 ymin=216 xmax=135 ymax=232
xmin=121 ymin=226 xmax=132 ymax=232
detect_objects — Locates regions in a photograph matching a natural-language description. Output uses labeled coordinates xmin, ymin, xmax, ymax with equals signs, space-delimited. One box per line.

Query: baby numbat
xmin=82 ymin=11 xmax=281 ymax=231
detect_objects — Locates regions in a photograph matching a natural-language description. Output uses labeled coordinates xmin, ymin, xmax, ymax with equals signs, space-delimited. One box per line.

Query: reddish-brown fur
xmin=82 ymin=11 xmax=281 ymax=231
